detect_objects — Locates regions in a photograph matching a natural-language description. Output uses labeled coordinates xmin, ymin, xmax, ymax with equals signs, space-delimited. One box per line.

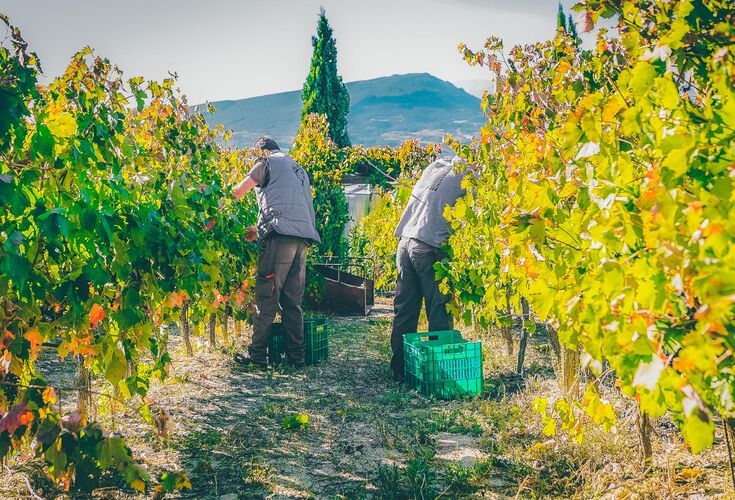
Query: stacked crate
xmin=268 ymin=318 xmax=329 ymax=366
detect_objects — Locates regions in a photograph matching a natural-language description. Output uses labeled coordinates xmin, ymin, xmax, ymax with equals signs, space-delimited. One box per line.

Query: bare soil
xmin=1 ymin=299 xmax=732 ymax=499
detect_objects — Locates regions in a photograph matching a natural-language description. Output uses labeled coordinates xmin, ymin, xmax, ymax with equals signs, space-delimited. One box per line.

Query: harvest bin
xmin=403 ymin=330 xmax=483 ymax=399
xmin=268 ymin=318 xmax=329 ymax=365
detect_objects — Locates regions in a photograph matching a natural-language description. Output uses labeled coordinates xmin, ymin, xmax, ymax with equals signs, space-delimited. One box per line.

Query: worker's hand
xmin=232 ymin=186 xmax=243 ymax=201
xmin=245 ymin=226 xmax=258 ymax=242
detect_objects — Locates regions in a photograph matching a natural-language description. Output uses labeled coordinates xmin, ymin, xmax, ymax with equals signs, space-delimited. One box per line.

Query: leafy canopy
xmin=444 ymin=0 xmax=735 ymax=453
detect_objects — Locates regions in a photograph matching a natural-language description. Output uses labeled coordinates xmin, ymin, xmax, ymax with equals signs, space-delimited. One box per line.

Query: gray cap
xmin=254 ymin=136 xmax=280 ymax=152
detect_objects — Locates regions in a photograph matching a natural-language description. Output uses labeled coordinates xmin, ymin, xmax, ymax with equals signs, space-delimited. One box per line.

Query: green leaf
xmin=160 ymin=471 xmax=192 ymax=492
xmin=30 ymin=123 xmax=54 ymax=158
xmin=105 ymin=347 xmax=128 ymax=386
xmin=629 ymin=63 xmax=657 ymax=99
xmin=98 ymin=436 xmax=131 ymax=470
xmin=44 ymin=441 xmax=68 ymax=477
xmin=0 ymin=254 xmax=32 ymax=292
xmin=662 ymin=147 xmax=690 ymax=177
xmin=681 ymin=415 xmax=714 ymax=454
xmin=135 ymin=91 xmax=147 ymax=112
xmin=281 ymin=413 xmax=309 ymax=431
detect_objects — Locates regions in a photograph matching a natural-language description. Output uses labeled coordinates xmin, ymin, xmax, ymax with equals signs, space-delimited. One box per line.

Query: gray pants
xmin=248 ymin=233 xmax=308 ymax=364
xmin=390 ymin=237 xmax=451 ymax=375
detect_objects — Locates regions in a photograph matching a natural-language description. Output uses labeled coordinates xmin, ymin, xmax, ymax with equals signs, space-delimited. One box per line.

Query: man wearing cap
xmin=232 ymin=136 xmax=321 ymax=370
xmin=390 ymin=156 xmax=469 ymax=382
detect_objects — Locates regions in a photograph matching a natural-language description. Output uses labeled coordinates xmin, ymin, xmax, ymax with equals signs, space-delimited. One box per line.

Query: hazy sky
xmin=1 ymin=0 xmax=582 ymax=104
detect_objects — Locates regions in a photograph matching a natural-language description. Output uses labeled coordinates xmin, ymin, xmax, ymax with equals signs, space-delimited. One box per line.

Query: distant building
xmin=343 ymin=182 xmax=373 ymax=237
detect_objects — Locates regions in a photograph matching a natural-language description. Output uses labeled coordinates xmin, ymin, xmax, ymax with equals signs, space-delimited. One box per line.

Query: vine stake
xmin=724 ymin=418 xmax=735 ymax=491
xmin=180 ymin=303 xmax=193 ymax=356
xmin=208 ymin=313 xmax=217 ymax=348
xmin=516 ymin=297 xmax=530 ymax=375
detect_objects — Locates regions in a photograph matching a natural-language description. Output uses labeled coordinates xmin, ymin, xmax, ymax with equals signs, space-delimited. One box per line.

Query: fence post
xmin=77 ymin=357 xmax=92 ymax=420
xmin=222 ymin=305 xmax=231 ymax=345
xmin=561 ymin=348 xmax=581 ymax=397
xmin=724 ymin=418 xmax=735 ymax=490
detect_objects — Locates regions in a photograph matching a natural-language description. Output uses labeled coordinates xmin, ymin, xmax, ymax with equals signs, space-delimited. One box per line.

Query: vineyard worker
xmin=231 ymin=136 xmax=321 ymax=370
xmin=390 ymin=156 xmax=469 ymax=382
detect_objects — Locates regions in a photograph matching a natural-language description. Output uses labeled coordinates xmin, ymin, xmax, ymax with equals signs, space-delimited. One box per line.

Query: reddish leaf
xmin=61 ymin=412 xmax=83 ymax=435
xmin=577 ymin=10 xmax=594 ymax=33
xmin=0 ymin=350 xmax=11 ymax=375
xmin=1 ymin=329 xmax=14 ymax=349
xmin=0 ymin=402 xmax=33 ymax=434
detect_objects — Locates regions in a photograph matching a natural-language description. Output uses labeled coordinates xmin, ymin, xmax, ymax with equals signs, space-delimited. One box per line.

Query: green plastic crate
xmin=403 ymin=330 xmax=483 ymax=399
xmin=267 ymin=318 xmax=329 ymax=366
xmin=304 ymin=317 xmax=329 ymax=365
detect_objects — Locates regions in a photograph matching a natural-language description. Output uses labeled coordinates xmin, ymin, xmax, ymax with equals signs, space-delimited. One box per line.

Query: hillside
xmin=198 ymin=73 xmax=485 ymax=147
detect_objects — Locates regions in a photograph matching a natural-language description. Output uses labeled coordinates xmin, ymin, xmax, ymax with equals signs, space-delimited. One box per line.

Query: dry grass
xmin=458 ymin=321 xmax=733 ymax=499
xmin=0 ymin=299 xmax=731 ymax=498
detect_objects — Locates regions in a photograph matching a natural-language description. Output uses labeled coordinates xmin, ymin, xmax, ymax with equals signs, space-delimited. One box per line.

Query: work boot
xmin=233 ymin=353 xmax=268 ymax=371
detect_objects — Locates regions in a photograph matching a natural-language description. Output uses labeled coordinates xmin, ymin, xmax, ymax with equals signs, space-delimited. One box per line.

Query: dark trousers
xmin=390 ymin=237 xmax=451 ymax=376
xmin=248 ymin=233 xmax=308 ymax=364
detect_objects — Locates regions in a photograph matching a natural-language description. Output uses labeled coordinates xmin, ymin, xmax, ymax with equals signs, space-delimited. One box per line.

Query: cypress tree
xmin=301 ymin=8 xmax=351 ymax=148
xmin=556 ymin=3 xmax=582 ymax=47
xmin=557 ymin=3 xmax=567 ymax=31
xmin=567 ymin=14 xmax=581 ymax=45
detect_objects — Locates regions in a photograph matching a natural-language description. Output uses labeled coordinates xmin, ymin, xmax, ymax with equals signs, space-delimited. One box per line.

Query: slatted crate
xmin=403 ymin=330 xmax=483 ymax=399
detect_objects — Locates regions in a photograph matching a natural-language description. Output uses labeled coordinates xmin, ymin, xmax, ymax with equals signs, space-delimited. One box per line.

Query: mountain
xmin=198 ymin=73 xmax=485 ymax=148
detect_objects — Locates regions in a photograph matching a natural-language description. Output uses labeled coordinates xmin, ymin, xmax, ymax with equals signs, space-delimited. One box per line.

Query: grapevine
xmin=441 ymin=0 xmax=735 ymax=453
xmin=0 ymin=17 xmax=258 ymax=492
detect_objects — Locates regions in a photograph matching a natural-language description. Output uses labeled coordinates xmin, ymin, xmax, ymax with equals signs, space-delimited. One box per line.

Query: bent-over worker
xmin=390 ymin=156 xmax=469 ymax=382
xmin=232 ymin=136 xmax=321 ymax=370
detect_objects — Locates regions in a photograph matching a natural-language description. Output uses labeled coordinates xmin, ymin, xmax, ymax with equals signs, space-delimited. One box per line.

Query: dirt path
xmin=128 ymin=306 xmax=732 ymax=499
xmin=141 ymin=308 xmax=492 ymax=498
xmin=2 ymin=303 xmax=730 ymax=499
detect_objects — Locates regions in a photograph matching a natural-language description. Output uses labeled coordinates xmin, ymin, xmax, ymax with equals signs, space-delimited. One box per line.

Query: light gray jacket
xmin=394 ymin=156 xmax=467 ymax=248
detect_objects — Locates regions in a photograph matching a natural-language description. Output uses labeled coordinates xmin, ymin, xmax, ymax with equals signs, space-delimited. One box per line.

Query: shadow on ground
xmin=161 ymin=316 xmax=410 ymax=498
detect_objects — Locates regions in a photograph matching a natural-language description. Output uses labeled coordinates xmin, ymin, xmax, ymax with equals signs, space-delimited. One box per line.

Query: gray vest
xmin=394 ymin=157 xmax=467 ymax=248
xmin=255 ymin=152 xmax=321 ymax=243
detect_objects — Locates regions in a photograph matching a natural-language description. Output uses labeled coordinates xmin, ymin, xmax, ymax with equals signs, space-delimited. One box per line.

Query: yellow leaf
xmin=602 ymin=95 xmax=626 ymax=122
xmin=676 ymin=468 xmax=704 ymax=482
xmin=57 ymin=340 xmax=69 ymax=359
xmin=177 ymin=475 xmax=192 ymax=490
xmin=542 ymin=415 xmax=556 ymax=436
xmin=45 ymin=111 xmax=77 ymax=139
xmin=130 ymin=479 xmax=146 ymax=492
xmin=528 ymin=442 xmax=549 ymax=454
xmin=43 ymin=386 xmax=58 ymax=405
